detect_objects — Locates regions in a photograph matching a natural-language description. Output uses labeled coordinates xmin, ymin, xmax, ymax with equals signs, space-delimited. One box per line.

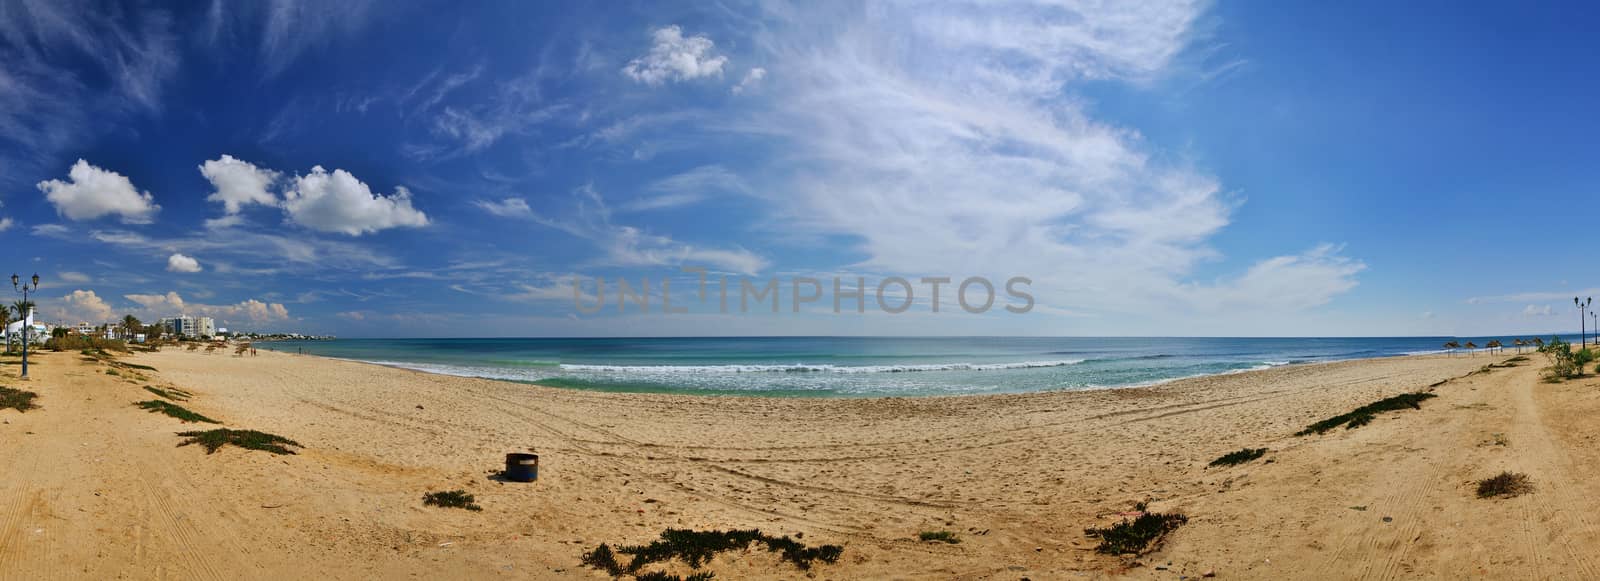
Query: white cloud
xmin=124 ymin=291 xmax=290 ymax=323
xmin=36 ymin=160 xmax=160 ymax=224
xmin=58 ymin=272 xmax=91 ymax=284
xmin=1523 ymin=304 xmax=1555 ymax=317
xmin=622 ymin=25 xmax=728 ymax=85
xmin=282 ymin=166 xmax=429 ymax=235
xmin=623 ymin=165 xmax=749 ymax=211
xmin=1468 ymin=288 xmax=1600 ymax=305
xmin=166 ymin=253 xmax=203 ymax=273
xmin=31 ymin=224 xmax=69 ymax=237
xmin=531 ymin=185 xmax=767 ymax=275
xmin=604 ymin=0 xmax=1357 ymax=326
xmin=474 ymin=198 xmax=533 ymax=218
xmin=199 ymin=154 xmax=281 ymax=215
xmin=0 ymin=217 xmax=11 ymax=232
xmin=732 ymin=67 xmax=767 ymax=94
xmin=50 ymin=289 xmax=115 ymax=323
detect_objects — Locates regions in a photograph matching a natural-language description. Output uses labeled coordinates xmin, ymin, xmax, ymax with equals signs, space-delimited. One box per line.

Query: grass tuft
xmin=422 ymin=489 xmax=482 ymax=511
xmin=0 ymin=386 xmax=39 ymax=412
xmin=1084 ymin=511 xmax=1189 ymax=555
xmin=135 ymin=400 xmax=218 ymax=423
xmin=1208 ymin=447 xmax=1268 ymax=468
xmin=176 ymin=429 xmax=300 ymax=455
xmin=1296 ymin=392 xmax=1437 ymax=436
xmin=918 ymin=530 xmax=960 ymax=544
xmin=118 ymin=362 xmax=158 ymax=371
xmin=1476 ymin=471 xmax=1533 ymax=499
xmin=581 ymin=528 xmax=843 ymax=578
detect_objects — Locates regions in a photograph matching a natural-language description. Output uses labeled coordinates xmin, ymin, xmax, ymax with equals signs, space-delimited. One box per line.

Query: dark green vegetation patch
xmin=1208 ymin=447 xmax=1268 ymax=467
xmin=177 ymin=429 xmax=301 ymax=455
xmin=921 ymin=531 xmax=953 ymax=547
xmin=1296 ymin=392 xmax=1436 ymax=436
xmin=581 ymin=528 xmax=843 ymax=579
xmin=422 ymin=489 xmax=482 ymax=511
xmin=1084 ymin=511 xmax=1189 ymax=555
xmin=135 ymin=400 xmax=218 ymax=423
xmin=0 ymin=386 xmax=38 ymax=412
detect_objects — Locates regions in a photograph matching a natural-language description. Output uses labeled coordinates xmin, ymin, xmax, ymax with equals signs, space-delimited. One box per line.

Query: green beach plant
xmin=917 ymin=530 xmax=960 ymax=544
xmin=1084 ymin=511 xmax=1189 ymax=555
xmin=135 ymin=400 xmax=219 ymax=423
xmin=1296 ymin=392 xmax=1436 ymax=436
xmin=422 ymin=489 xmax=482 ymax=511
xmin=176 ymin=429 xmax=301 ymax=455
xmin=580 ymin=528 xmax=843 ymax=578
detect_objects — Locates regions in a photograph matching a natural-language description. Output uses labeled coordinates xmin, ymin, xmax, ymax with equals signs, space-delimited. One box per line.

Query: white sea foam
xmin=556 ymin=359 xmax=1086 ymax=374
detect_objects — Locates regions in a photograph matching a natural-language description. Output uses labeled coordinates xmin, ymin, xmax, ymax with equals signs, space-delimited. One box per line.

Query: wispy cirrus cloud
xmin=588 ymin=1 xmax=1360 ymax=324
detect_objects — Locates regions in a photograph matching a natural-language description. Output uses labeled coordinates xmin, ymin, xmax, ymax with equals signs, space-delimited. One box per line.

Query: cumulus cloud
xmin=282 ymin=166 xmax=429 ymax=235
xmin=50 ymin=289 xmax=114 ymax=323
xmin=732 ymin=67 xmax=767 ymax=94
xmin=124 ymin=291 xmax=290 ymax=323
xmin=166 ymin=253 xmax=202 ymax=273
xmin=36 ymin=160 xmax=160 ymax=223
xmin=199 ymin=154 xmax=281 ymax=215
xmin=474 ymin=198 xmax=533 ymax=218
xmin=622 ymin=25 xmax=728 ymax=85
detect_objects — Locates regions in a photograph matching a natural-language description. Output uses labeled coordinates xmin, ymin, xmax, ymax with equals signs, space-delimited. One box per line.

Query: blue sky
xmin=1 ymin=0 xmax=1595 ymax=337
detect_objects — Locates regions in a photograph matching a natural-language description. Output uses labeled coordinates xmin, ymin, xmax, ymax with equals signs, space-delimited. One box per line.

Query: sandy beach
xmin=0 ymin=347 xmax=1592 ymax=579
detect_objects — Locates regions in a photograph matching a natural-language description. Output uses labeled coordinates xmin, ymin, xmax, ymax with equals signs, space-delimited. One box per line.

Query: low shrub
xmin=135 ymin=400 xmax=218 ymax=423
xmin=918 ymin=530 xmax=959 ymax=544
xmin=176 ymin=429 xmax=300 ymax=455
xmin=581 ymin=528 xmax=843 ymax=579
xmin=1084 ymin=511 xmax=1189 ymax=555
xmin=0 ymin=386 xmax=38 ymax=412
xmin=422 ymin=489 xmax=482 ymax=511
xmin=1297 ymin=392 xmax=1436 ymax=436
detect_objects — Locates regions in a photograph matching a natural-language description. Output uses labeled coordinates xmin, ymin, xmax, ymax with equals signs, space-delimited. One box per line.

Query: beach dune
xmin=0 ymin=348 xmax=1591 ymax=579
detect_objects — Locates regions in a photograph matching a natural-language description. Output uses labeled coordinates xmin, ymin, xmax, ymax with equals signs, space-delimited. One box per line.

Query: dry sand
xmin=0 ymin=346 xmax=1591 ymax=579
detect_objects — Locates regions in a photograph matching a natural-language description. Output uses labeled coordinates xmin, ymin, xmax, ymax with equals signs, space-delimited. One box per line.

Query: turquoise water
xmin=261 ymin=335 xmax=1566 ymax=397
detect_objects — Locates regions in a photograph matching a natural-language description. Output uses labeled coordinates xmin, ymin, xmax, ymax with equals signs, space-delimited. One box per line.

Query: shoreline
xmin=293 ymin=347 xmax=1469 ymax=401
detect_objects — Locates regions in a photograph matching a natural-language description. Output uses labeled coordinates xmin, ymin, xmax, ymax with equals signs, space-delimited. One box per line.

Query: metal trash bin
xmin=505 ymin=453 xmax=539 ymax=482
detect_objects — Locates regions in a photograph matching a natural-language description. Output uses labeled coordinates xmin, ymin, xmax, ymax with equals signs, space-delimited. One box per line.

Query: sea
xmin=257 ymin=335 xmax=1574 ymax=398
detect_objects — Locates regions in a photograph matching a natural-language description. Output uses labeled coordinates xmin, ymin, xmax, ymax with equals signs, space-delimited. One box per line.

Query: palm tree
xmin=121 ymin=315 xmax=142 ymax=340
xmin=0 ymin=305 xmax=10 ymax=352
xmin=10 ymin=300 xmax=33 ymax=321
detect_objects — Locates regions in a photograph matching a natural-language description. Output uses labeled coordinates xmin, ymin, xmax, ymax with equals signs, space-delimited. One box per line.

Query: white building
xmin=160 ymin=315 xmax=198 ymax=338
xmin=197 ymin=317 xmax=216 ymax=338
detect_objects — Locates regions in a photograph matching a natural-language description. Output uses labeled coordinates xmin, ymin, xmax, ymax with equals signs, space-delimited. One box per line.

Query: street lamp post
xmin=1579 ymin=297 xmax=1594 ymax=347
xmin=10 ymin=273 xmax=39 ymax=379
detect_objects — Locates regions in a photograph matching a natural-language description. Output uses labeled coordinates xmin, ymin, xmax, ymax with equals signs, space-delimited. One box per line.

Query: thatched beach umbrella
xmin=1443 ymin=340 xmax=1461 ymax=357
xmin=1465 ymin=341 xmax=1478 ymax=356
xmin=1513 ymin=338 xmax=1526 ymax=353
xmin=1486 ymin=339 xmax=1503 ymax=354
